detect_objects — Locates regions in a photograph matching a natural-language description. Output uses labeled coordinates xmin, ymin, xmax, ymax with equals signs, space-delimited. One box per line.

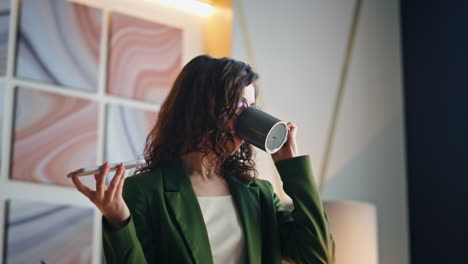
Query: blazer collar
xmin=162 ymin=159 xmax=261 ymax=264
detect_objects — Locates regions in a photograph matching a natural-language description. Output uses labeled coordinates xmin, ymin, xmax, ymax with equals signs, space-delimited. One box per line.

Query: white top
xmin=196 ymin=195 xmax=245 ymax=264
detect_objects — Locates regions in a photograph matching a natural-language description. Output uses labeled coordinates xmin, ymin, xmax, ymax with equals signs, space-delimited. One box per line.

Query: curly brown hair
xmin=134 ymin=55 xmax=259 ymax=182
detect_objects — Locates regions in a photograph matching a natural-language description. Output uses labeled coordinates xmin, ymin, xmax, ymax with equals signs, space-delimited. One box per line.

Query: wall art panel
xmin=15 ymin=0 xmax=101 ymax=92
xmin=0 ymin=83 xmax=4 ymax=171
xmin=105 ymin=103 xmax=157 ymax=180
xmin=10 ymin=87 xmax=98 ymax=187
xmin=107 ymin=12 xmax=182 ymax=103
xmin=4 ymin=199 xmax=94 ymax=263
xmin=0 ymin=0 xmax=10 ymax=75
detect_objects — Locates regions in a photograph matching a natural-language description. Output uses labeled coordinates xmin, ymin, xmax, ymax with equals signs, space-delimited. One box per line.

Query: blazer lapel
xmin=162 ymin=160 xmax=213 ymax=264
xmin=226 ymin=173 xmax=262 ymax=264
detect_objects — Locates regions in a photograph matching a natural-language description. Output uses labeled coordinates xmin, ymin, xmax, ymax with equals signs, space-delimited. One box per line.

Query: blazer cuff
xmin=102 ymin=215 xmax=138 ymax=252
xmin=274 ymin=155 xmax=312 ymax=177
xmin=274 ymin=155 xmax=318 ymax=189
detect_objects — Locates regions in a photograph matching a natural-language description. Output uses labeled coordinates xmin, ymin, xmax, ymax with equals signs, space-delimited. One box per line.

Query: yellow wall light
xmin=146 ymin=0 xmax=215 ymax=17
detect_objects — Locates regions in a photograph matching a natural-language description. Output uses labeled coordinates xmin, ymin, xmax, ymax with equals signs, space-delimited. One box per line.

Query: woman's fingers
xmin=96 ymin=162 xmax=110 ymax=200
xmin=287 ymin=122 xmax=298 ymax=140
xmin=287 ymin=122 xmax=299 ymax=154
xmin=106 ymin=163 xmax=124 ymax=200
xmin=71 ymin=174 xmax=94 ymax=199
xmin=287 ymin=122 xmax=297 ymax=134
xmin=72 ymin=161 xmax=128 ymax=213
xmin=114 ymin=166 xmax=126 ymax=200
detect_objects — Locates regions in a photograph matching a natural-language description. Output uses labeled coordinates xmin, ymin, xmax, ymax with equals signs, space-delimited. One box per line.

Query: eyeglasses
xmin=234 ymin=100 xmax=260 ymax=118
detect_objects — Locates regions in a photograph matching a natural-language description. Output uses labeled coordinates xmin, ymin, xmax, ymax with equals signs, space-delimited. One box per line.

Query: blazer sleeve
xmin=273 ymin=155 xmax=335 ymax=264
xmin=102 ymin=177 xmax=156 ymax=264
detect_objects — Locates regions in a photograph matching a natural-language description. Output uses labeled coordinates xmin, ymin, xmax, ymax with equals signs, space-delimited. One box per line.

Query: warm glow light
xmin=324 ymin=201 xmax=379 ymax=264
xmin=147 ymin=0 xmax=214 ymax=16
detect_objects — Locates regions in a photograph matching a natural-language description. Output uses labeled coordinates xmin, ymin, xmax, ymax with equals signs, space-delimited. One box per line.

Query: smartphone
xmin=66 ymin=160 xmax=146 ymax=178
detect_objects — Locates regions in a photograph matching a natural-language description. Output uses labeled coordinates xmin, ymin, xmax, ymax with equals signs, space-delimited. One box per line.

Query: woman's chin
xmin=230 ymin=139 xmax=244 ymax=155
xmin=235 ymin=138 xmax=244 ymax=147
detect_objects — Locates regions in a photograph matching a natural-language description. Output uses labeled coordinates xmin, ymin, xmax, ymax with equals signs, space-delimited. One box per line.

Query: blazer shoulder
xmin=253 ymin=178 xmax=275 ymax=194
xmin=124 ymin=167 xmax=164 ymax=193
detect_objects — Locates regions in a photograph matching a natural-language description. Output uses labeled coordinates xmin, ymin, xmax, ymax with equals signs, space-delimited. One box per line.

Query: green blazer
xmin=102 ymin=155 xmax=335 ymax=264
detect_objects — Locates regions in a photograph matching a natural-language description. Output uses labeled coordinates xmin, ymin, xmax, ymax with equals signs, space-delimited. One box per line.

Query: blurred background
xmin=0 ymin=0 xmax=466 ymax=263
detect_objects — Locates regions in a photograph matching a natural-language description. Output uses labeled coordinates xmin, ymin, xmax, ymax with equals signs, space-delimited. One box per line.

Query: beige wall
xmin=232 ymin=1 xmax=409 ymax=264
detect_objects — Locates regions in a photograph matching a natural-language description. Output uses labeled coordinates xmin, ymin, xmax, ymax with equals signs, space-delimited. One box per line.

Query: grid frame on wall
xmin=0 ymin=0 xmax=205 ymax=262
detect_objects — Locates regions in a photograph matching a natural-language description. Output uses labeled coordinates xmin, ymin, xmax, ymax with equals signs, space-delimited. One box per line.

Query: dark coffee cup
xmin=235 ymin=106 xmax=288 ymax=154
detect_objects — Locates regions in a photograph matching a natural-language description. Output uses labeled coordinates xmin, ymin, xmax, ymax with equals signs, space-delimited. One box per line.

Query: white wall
xmin=232 ymin=1 xmax=409 ymax=264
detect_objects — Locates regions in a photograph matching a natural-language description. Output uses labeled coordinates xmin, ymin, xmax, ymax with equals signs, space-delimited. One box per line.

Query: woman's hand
xmin=271 ymin=121 xmax=299 ymax=163
xmin=71 ymin=162 xmax=130 ymax=229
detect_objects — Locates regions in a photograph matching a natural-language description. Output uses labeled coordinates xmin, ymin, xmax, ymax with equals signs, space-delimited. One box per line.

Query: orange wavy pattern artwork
xmin=107 ymin=12 xmax=182 ymax=104
xmin=10 ymin=87 xmax=98 ymax=187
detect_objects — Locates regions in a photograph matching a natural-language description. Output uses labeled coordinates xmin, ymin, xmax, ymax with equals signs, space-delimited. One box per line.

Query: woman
xmin=71 ymin=55 xmax=335 ymax=264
